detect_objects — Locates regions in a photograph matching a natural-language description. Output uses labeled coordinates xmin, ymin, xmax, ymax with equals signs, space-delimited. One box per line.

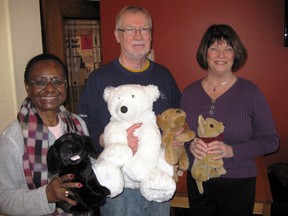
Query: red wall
xmin=100 ymin=0 xmax=288 ymax=167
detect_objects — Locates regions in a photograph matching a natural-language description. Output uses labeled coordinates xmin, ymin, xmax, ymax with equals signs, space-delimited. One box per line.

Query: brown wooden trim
xmin=40 ymin=0 xmax=100 ymax=62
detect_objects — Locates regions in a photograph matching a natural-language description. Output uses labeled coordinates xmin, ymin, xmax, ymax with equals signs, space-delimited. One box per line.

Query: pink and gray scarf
xmin=17 ymin=97 xmax=85 ymax=190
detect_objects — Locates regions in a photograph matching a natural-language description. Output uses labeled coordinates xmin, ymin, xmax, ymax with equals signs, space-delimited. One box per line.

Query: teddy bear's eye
xmin=132 ymin=95 xmax=135 ymax=98
xmin=209 ymin=124 xmax=214 ymax=128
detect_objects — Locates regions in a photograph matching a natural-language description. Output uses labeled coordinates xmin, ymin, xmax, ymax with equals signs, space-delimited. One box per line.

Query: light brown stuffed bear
xmin=157 ymin=108 xmax=196 ymax=181
xmin=191 ymin=115 xmax=227 ymax=194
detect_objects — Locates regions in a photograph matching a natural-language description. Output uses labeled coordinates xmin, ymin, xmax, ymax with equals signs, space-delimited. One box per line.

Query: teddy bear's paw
xmin=92 ymin=160 xmax=124 ymax=198
xmin=174 ymin=130 xmax=195 ymax=143
xmin=216 ymin=166 xmax=227 ymax=175
xmin=122 ymin=157 xmax=152 ymax=182
xmin=206 ymin=157 xmax=224 ymax=168
xmin=140 ymin=168 xmax=176 ymax=202
xmin=192 ymin=169 xmax=210 ymax=182
xmin=100 ymin=144 xmax=133 ymax=167
xmin=196 ymin=181 xmax=204 ymax=194
xmin=178 ymin=149 xmax=189 ymax=171
xmin=164 ymin=148 xmax=178 ymax=165
xmin=123 ymin=173 xmax=140 ymax=189
xmin=191 ymin=159 xmax=211 ymax=181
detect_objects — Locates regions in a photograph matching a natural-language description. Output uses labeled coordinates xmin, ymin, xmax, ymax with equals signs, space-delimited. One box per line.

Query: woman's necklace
xmin=206 ymin=76 xmax=233 ymax=92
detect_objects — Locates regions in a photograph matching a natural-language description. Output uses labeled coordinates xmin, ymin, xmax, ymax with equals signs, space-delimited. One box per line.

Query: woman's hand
xmin=99 ymin=134 xmax=105 ymax=147
xmin=171 ymin=127 xmax=185 ymax=147
xmin=189 ymin=138 xmax=208 ymax=159
xmin=126 ymin=122 xmax=143 ymax=155
xmin=190 ymin=138 xmax=234 ymax=160
xmin=206 ymin=140 xmax=234 ymax=159
xmin=46 ymin=174 xmax=82 ymax=206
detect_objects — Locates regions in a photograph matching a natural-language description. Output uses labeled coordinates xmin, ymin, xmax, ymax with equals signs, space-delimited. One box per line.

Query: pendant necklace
xmin=206 ymin=76 xmax=233 ymax=92
xmin=206 ymin=75 xmax=234 ymax=115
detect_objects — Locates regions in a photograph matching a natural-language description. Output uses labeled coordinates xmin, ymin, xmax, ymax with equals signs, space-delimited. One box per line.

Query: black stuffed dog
xmin=47 ymin=133 xmax=110 ymax=214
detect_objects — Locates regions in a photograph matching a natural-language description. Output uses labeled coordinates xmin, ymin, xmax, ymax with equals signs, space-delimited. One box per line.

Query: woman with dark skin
xmin=0 ymin=53 xmax=89 ymax=215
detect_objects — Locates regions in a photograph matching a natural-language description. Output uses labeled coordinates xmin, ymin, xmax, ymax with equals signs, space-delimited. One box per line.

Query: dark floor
xmin=170 ymin=207 xmax=283 ymax=216
xmin=170 ymin=207 xmax=190 ymax=216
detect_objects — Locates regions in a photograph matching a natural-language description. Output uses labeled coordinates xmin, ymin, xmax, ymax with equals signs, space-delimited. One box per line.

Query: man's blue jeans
xmin=100 ymin=188 xmax=170 ymax=216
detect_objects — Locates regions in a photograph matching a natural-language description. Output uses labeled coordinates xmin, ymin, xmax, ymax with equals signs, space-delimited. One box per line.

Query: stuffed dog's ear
xmin=82 ymin=135 xmax=99 ymax=159
xmin=47 ymin=140 xmax=62 ymax=175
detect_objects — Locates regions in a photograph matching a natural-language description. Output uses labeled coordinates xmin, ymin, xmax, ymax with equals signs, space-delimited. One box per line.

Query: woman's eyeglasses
xmin=26 ymin=77 xmax=66 ymax=88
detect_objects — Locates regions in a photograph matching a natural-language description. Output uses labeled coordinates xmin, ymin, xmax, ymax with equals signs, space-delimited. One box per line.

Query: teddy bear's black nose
xmin=121 ymin=106 xmax=128 ymax=113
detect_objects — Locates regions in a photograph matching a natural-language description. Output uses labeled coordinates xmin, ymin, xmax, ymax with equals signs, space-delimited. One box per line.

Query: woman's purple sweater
xmin=180 ymin=77 xmax=279 ymax=178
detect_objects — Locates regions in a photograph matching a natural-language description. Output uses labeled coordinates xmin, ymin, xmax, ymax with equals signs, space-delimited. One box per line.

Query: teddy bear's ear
xmin=156 ymin=114 xmax=161 ymax=121
xmin=156 ymin=114 xmax=163 ymax=128
xmin=156 ymin=113 xmax=170 ymax=131
xmin=103 ymin=86 xmax=114 ymax=102
xmin=146 ymin=85 xmax=160 ymax=102
xmin=197 ymin=115 xmax=205 ymax=136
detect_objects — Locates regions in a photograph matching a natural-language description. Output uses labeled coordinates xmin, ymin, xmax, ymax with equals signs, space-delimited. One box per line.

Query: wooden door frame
xmin=40 ymin=0 xmax=100 ymax=62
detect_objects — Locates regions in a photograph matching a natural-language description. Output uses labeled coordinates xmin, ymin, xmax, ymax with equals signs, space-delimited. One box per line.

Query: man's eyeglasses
xmin=26 ymin=77 xmax=67 ymax=88
xmin=117 ymin=27 xmax=152 ymax=36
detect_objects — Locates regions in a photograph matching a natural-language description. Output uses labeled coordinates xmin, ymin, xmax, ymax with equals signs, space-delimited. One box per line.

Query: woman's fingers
xmin=46 ymin=174 xmax=81 ymax=205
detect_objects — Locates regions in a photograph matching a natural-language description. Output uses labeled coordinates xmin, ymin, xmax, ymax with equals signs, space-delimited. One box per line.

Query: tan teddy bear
xmin=191 ymin=115 xmax=227 ymax=194
xmin=157 ymin=108 xmax=196 ymax=181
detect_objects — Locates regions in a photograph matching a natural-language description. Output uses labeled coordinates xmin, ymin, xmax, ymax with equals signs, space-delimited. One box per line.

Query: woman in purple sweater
xmin=180 ymin=24 xmax=279 ymax=216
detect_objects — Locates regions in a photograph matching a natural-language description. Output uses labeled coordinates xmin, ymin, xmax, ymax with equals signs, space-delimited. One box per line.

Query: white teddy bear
xmin=92 ymin=84 xmax=176 ymax=202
